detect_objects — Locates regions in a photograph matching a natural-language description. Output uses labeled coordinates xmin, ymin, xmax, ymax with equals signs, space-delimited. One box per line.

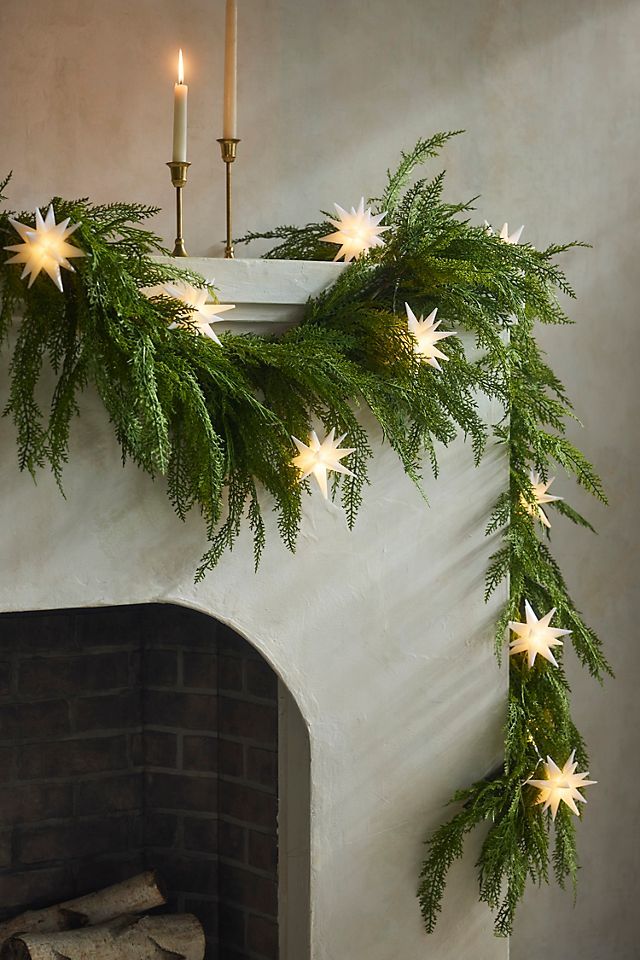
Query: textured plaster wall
xmin=0 ymin=1 xmax=638 ymax=958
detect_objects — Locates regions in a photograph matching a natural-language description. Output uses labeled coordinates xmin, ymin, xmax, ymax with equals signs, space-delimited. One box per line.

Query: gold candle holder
xmin=166 ymin=160 xmax=191 ymax=257
xmin=217 ymin=138 xmax=240 ymax=258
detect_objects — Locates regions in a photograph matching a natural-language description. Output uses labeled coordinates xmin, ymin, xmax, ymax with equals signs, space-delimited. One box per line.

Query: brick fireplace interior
xmin=0 ymin=603 xmax=281 ymax=960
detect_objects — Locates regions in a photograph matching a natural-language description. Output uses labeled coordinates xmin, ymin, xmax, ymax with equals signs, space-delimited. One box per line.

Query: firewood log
xmin=0 ymin=914 xmax=205 ymax=960
xmin=0 ymin=871 xmax=166 ymax=942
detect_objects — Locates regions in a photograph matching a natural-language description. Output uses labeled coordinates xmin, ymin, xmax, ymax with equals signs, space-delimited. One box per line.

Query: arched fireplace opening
xmin=0 ymin=603 xmax=310 ymax=960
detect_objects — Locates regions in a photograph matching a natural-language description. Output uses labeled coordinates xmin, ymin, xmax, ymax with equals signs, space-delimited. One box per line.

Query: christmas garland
xmin=0 ymin=132 xmax=610 ymax=934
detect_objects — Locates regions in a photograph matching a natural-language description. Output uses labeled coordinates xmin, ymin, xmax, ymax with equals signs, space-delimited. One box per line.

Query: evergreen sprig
xmin=0 ymin=134 xmax=609 ymax=932
xmin=239 ymin=135 xmax=609 ymax=934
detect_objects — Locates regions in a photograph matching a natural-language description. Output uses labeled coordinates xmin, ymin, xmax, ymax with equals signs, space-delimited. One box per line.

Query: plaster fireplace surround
xmin=0 ymin=259 xmax=508 ymax=960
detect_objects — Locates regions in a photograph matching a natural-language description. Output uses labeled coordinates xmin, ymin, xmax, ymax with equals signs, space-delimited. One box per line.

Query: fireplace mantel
xmin=0 ymin=258 xmax=508 ymax=960
xmin=156 ymin=256 xmax=348 ymax=335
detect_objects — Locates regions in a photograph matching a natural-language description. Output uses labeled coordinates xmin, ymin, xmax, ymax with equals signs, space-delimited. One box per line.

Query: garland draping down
xmin=0 ymin=133 xmax=610 ymax=934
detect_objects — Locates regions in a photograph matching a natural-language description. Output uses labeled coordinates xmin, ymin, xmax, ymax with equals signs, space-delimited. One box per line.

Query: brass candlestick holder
xmin=166 ymin=160 xmax=191 ymax=257
xmin=217 ymin=138 xmax=240 ymax=258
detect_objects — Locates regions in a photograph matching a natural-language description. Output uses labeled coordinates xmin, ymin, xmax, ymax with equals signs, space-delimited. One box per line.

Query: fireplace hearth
xmin=0 ymin=604 xmax=281 ymax=960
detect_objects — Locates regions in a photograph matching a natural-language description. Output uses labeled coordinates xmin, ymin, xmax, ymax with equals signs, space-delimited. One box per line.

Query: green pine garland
xmin=0 ymin=132 xmax=610 ymax=933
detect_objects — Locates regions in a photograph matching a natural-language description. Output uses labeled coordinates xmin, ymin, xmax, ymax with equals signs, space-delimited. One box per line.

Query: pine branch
xmin=0 ymin=140 xmax=609 ymax=939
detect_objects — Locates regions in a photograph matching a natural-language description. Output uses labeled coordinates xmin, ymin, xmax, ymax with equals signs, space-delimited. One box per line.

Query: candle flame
xmin=178 ymin=48 xmax=184 ymax=84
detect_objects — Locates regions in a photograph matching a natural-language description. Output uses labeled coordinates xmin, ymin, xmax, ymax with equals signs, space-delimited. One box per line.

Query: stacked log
xmin=0 ymin=873 xmax=205 ymax=960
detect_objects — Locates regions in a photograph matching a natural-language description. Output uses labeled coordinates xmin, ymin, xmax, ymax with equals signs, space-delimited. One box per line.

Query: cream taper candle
xmin=223 ymin=0 xmax=237 ymax=139
xmin=172 ymin=48 xmax=188 ymax=162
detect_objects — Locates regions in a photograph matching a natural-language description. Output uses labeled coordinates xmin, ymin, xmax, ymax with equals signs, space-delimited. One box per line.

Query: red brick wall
xmin=0 ymin=604 xmax=279 ymax=960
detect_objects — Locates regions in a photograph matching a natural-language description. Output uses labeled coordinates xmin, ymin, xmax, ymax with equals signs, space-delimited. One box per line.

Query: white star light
xmin=484 ymin=220 xmax=524 ymax=245
xmin=499 ymin=222 xmax=524 ymax=244
xmin=522 ymin=470 xmax=563 ymax=528
xmin=405 ymin=303 xmax=454 ymax=370
xmin=4 ymin=206 xmax=85 ymax=291
xmin=527 ymin=752 xmax=597 ymax=819
xmin=321 ymin=198 xmax=389 ymax=262
xmin=163 ymin=281 xmax=235 ymax=345
xmin=509 ymin=601 xmax=571 ymax=668
xmin=291 ymin=429 xmax=355 ymax=499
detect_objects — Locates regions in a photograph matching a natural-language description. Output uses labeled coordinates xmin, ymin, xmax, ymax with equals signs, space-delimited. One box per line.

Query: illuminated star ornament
xmin=405 ymin=303 xmax=454 ymax=369
xmin=163 ymin=281 xmax=235 ymax=345
xmin=527 ymin=751 xmax=597 ymax=819
xmin=321 ymin=198 xmax=389 ymax=262
xmin=291 ymin=429 xmax=355 ymax=499
xmin=498 ymin=222 xmax=524 ymax=244
xmin=4 ymin=206 xmax=85 ymax=291
xmin=509 ymin=600 xmax=571 ymax=668
xmin=522 ymin=470 xmax=563 ymax=528
xmin=484 ymin=220 xmax=524 ymax=245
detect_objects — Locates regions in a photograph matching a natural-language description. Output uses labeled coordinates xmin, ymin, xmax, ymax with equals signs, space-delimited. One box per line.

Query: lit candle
xmin=223 ymin=0 xmax=237 ymax=139
xmin=172 ymin=49 xmax=188 ymax=162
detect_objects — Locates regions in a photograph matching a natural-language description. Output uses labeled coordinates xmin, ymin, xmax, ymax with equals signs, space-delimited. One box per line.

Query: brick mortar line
xmin=0 ymin=729 xmax=143 ymax=746
xmin=5 ymin=688 xmax=138 ymax=704
xmin=217 ymin=817 xmax=275 ymax=835
xmin=9 ymin=770 xmax=145 ymax=786
xmin=218 ymin=774 xmax=278 ymax=795
xmin=144 ymin=767 xmax=218 ymax=778
xmin=216 ymin=857 xmax=278 ymax=882
xmin=135 ymin=725 xmax=221 ymax=736
xmin=144 ymin=811 xmax=216 ymax=820
xmin=12 ymin=813 xmax=143 ymax=827
xmin=143 ymin=731 xmax=277 ymax=751
xmin=142 ymin=769 xmax=277 ymax=795
xmin=218 ymin=691 xmax=279 ymax=706
xmin=135 ymin=807 xmax=218 ymax=817
xmin=8 ymin=647 xmax=140 ymax=659
xmin=144 ymin=684 xmax=277 ymax=707
xmin=0 ymin=850 xmax=145 ymax=872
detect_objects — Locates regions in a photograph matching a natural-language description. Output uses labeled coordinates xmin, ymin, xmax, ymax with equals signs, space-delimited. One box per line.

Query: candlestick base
xmin=217 ymin=138 xmax=241 ymax=258
xmin=166 ymin=161 xmax=191 ymax=257
xmin=171 ymin=237 xmax=189 ymax=257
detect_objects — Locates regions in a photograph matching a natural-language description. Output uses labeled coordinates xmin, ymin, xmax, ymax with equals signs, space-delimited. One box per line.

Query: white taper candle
xmin=172 ymin=48 xmax=188 ymax=162
xmin=223 ymin=0 xmax=237 ymax=139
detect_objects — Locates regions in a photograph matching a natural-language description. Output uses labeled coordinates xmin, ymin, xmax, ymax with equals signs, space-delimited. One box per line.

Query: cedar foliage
xmin=242 ymin=132 xmax=609 ymax=934
xmin=0 ymin=134 xmax=609 ymax=931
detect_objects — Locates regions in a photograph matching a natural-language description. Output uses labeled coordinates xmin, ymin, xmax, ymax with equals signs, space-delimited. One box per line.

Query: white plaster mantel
xmin=0 ymin=258 xmax=508 ymax=960
xmin=160 ymin=256 xmax=349 ymax=335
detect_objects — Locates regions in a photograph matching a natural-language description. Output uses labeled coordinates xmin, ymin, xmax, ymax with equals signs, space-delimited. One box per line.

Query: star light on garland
xmin=162 ymin=280 xmax=235 ymax=344
xmin=527 ymin=751 xmax=597 ymax=819
xmin=321 ymin=198 xmax=389 ymax=262
xmin=509 ymin=600 xmax=571 ymax=668
xmin=484 ymin=220 xmax=524 ymax=245
xmin=521 ymin=470 xmax=563 ymax=528
xmin=405 ymin=303 xmax=454 ymax=369
xmin=4 ymin=206 xmax=85 ymax=291
xmin=499 ymin=222 xmax=524 ymax=244
xmin=291 ymin=429 xmax=355 ymax=498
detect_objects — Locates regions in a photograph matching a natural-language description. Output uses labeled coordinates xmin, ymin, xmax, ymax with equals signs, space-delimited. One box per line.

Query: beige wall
xmin=1 ymin=1 xmax=638 ymax=957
